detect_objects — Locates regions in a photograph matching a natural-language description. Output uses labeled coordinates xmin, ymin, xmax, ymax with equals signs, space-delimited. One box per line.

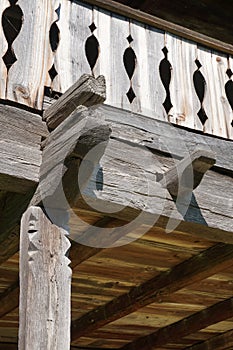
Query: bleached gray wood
xmin=159 ymin=149 xmax=216 ymax=196
xmin=6 ymin=0 xmax=51 ymax=109
xmin=0 ymin=105 xmax=47 ymax=193
xmin=19 ymin=206 xmax=71 ymax=350
xmin=167 ymin=34 xmax=199 ymax=129
xmin=43 ymin=74 xmax=106 ymax=129
xmin=0 ymin=0 xmax=8 ymax=99
xmin=98 ymin=104 xmax=233 ymax=173
xmin=211 ymin=51 xmax=233 ymax=139
xmin=33 ymin=105 xmax=111 ymax=211
xmin=107 ymin=13 xmax=131 ymax=110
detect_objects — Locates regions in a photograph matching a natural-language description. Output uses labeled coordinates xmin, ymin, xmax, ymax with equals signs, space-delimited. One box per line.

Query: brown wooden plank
xmin=184 ymin=329 xmax=233 ymax=350
xmin=0 ymin=281 xmax=19 ymax=318
xmin=120 ymin=298 xmax=233 ymax=350
xmin=80 ymin=0 xmax=233 ymax=55
xmin=71 ymin=242 xmax=233 ymax=340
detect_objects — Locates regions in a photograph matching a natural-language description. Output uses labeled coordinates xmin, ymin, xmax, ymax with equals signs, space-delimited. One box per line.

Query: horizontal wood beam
xmin=71 ymin=242 xmax=233 ymax=340
xmin=185 ymin=329 xmax=233 ymax=350
xmin=120 ymin=297 xmax=233 ymax=350
xmin=0 ymin=104 xmax=47 ymax=194
xmin=81 ymin=0 xmax=233 ymax=55
xmin=100 ymin=104 xmax=233 ymax=174
xmin=43 ymin=74 xmax=106 ymax=130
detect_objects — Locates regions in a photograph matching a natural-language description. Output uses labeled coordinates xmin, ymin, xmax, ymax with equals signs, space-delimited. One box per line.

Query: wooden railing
xmin=0 ymin=0 xmax=233 ymax=139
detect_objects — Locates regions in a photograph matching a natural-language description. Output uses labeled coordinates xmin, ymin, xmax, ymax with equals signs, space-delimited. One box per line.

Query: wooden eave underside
xmin=0 ymin=102 xmax=233 ymax=349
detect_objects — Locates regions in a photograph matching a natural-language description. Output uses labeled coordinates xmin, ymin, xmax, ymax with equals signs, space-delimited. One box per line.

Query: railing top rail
xmin=80 ymin=0 xmax=233 ymax=55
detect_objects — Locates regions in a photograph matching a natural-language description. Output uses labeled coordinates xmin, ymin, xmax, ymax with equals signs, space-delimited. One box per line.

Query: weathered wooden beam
xmin=43 ymin=74 xmax=106 ymax=130
xmin=185 ymin=329 xmax=233 ymax=350
xmin=100 ymin=104 xmax=233 ymax=174
xmin=81 ymin=0 xmax=233 ymax=55
xmin=71 ymin=104 xmax=233 ymax=243
xmin=120 ymin=297 xmax=233 ymax=350
xmin=71 ymin=242 xmax=233 ymax=340
xmin=0 ymin=104 xmax=47 ymax=194
xmin=0 ymin=104 xmax=110 ymax=265
xmin=159 ymin=149 xmax=216 ymax=196
xmin=19 ymin=206 xmax=71 ymax=350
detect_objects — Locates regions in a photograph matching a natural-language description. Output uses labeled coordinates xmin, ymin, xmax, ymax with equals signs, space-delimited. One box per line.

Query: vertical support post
xmin=19 ymin=206 xmax=71 ymax=350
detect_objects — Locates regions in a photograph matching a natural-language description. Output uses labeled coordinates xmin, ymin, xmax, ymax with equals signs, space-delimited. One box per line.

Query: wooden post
xmin=19 ymin=206 xmax=71 ymax=350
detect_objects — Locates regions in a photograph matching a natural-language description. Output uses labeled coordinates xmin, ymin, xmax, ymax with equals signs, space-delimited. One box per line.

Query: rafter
xmin=71 ymin=242 xmax=233 ymax=340
xmin=120 ymin=297 xmax=233 ymax=350
xmin=185 ymin=329 xmax=233 ymax=350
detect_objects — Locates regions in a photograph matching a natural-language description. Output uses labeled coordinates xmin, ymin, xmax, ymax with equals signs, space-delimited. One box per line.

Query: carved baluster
xmin=1 ymin=0 xmax=23 ymax=72
xmin=85 ymin=8 xmax=100 ymax=77
xmin=225 ymin=63 xmax=233 ymax=128
xmin=193 ymin=59 xmax=208 ymax=126
xmin=159 ymin=46 xmax=173 ymax=115
xmin=123 ymin=22 xmax=137 ymax=104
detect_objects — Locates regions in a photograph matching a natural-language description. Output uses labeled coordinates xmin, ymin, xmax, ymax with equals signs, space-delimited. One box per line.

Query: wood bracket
xmin=158 ymin=149 xmax=216 ymax=196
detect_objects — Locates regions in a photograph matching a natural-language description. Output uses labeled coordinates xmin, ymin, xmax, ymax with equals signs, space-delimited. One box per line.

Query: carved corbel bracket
xmin=159 ymin=149 xmax=216 ymax=197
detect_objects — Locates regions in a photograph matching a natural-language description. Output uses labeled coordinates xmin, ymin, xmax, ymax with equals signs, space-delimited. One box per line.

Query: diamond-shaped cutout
xmin=162 ymin=46 xmax=168 ymax=55
xmin=89 ymin=22 xmax=97 ymax=33
xmin=226 ymin=68 xmax=233 ymax=79
xmin=231 ymin=119 xmax=233 ymax=127
xmin=126 ymin=87 xmax=136 ymax=103
xmin=198 ymin=108 xmax=208 ymax=125
xmin=195 ymin=59 xmax=202 ymax=69
xmin=49 ymin=64 xmax=58 ymax=81
xmin=127 ymin=35 xmax=133 ymax=44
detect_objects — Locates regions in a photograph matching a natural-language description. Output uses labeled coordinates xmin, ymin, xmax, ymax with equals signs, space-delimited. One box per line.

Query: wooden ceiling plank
xmin=0 ymin=216 xmax=111 ymax=319
xmin=80 ymin=0 xmax=233 ymax=55
xmin=184 ymin=329 xmax=233 ymax=350
xmin=71 ymin=242 xmax=233 ymax=341
xmin=120 ymin=298 xmax=233 ymax=350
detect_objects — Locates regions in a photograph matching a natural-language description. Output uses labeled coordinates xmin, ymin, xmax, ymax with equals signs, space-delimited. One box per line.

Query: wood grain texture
xmin=185 ymin=329 xmax=233 ymax=350
xmin=159 ymin=149 xmax=216 ymax=196
xmin=80 ymin=0 xmax=233 ymax=55
xmin=0 ymin=104 xmax=47 ymax=193
xmin=6 ymin=0 xmax=52 ymax=109
xmin=120 ymin=297 xmax=233 ymax=350
xmin=71 ymin=243 xmax=233 ymax=340
xmin=43 ymin=74 xmax=106 ymax=129
xmin=34 ymin=105 xmax=111 ymax=212
xmin=0 ymin=0 xmax=8 ymax=98
xmin=19 ymin=206 xmax=71 ymax=350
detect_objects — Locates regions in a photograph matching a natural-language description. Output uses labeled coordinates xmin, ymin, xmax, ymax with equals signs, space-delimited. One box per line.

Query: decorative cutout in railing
xmin=85 ymin=19 xmax=100 ymax=75
xmin=123 ymin=29 xmax=137 ymax=103
xmin=225 ymin=66 xmax=233 ymax=127
xmin=159 ymin=47 xmax=173 ymax=115
xmin=0 ymin=0 xmax=232 ymax=139
xmin=2 ymin=0 xmax=23 ymax=71
xmin=193 ymin=59 xmax=208 ymax=126
xmin=48 ymin=3 xmax=61 ymax=88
